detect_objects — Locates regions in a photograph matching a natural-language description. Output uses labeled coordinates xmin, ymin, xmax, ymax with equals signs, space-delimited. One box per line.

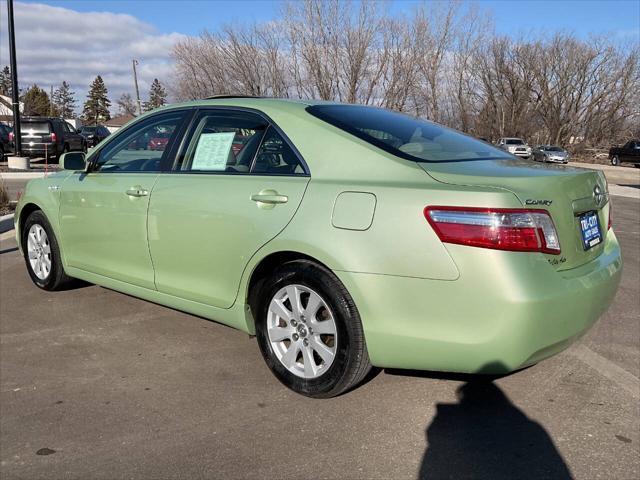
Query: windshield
xmin=21 ymin=122 xmax=50 ymax=133
xmin=82 ymin=126 xmax=97 ymax=133
xmin=505 ymin=139 xmax=525 ymax=145
xmin=546 ymin=146 xmax=562 ymax=152
xmin=307 ymin=105 xmax=512 ymax=162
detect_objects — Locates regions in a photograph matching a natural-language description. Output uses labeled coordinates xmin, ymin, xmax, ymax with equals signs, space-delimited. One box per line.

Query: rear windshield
xmin=505 ymin=139 xmax=525 ymax=145
xmin=21 ymin=122 xmax=50 ymax=133
xmin=307 ymin=105 xmax=511 ymax=162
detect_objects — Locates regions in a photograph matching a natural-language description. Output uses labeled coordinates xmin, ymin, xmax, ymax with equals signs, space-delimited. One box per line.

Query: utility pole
xmin=132 ymin=59 xmax=142 ymax=116
xmin=7 ymin=0 xmax=22 ymax=157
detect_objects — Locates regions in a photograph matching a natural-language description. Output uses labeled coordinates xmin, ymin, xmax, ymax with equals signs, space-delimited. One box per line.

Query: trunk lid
xmin=419 ymin=158 xmax=610 ymax=271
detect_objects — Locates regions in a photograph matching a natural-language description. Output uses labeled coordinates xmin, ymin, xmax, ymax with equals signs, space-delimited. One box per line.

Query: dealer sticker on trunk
xmin=579 ymin=211 xmax=602 ymax=250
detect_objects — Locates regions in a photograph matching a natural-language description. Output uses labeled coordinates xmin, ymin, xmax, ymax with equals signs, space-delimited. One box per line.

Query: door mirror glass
xmin=60 ymin=152 xmax=86 ymax=171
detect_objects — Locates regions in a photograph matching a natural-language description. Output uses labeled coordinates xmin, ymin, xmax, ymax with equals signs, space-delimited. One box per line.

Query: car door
xmin=148 ymin=108 xmax=310 ymax=308
xmin=58 ymin=110 xmax=189 ymax=289
xmin=629 ymin=141 xmax=640 ymax=163
xmin=71 ymin=123 xmax=83 ymax=150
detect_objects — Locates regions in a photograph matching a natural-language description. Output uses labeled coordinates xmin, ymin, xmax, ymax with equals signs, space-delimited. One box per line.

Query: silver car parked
xmin=533 ymin=145 xmax=570 ymax=164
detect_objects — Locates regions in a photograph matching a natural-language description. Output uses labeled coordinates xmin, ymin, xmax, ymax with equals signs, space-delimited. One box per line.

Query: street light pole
xmin=132 ymin=59 xmax=142 ymax=115
xmin=7 ymin=0 xmax=22 ymax=156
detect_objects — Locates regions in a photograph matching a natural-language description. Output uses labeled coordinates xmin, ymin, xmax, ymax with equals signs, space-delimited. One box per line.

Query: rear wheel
xmin=611 ymin=155 xmax=620 ymax=166
xmin=22 ymin=210 xmax=72 ymax=290
xmin=255 ymin=260 xmax=371 ymax=398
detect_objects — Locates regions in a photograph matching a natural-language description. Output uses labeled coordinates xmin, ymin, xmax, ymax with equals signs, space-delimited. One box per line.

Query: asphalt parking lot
xmin=0 ymin=196 xmax=638 ymax=480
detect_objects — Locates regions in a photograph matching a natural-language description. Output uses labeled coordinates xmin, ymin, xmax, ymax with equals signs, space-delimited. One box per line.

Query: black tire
xmin=611 ymin=155 xmax=620 ymax=166
xmin=255 ymin=260 xmax=371 ymax=398
xmin=21 ymin=210 xmax=73 ymax=290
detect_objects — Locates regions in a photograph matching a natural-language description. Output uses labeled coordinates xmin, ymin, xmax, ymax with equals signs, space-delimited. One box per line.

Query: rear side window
xmin=252 ymin=127 xmax=306 ymax=175
xmin=180 ymin=111 xmax=267 ymax=172
xmin=21 ymin=122 xmax=50 ymax=133
xmin=307 ymin=105 xmax=512 ymax=162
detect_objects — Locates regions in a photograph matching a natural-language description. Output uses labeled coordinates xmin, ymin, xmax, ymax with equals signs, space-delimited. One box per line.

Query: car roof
xmin=155 ymin=96 xmax=346 ymax=116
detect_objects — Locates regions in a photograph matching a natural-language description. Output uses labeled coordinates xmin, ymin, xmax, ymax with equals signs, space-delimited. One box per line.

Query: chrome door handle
xmin=250 ymin=191 xmax=288 ymax=205
xmin=126 ymin=186 xmax=149 ymax=197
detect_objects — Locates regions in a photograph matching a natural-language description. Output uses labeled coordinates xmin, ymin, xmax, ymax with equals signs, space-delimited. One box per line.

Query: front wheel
xmin=255 ymin=260 xmax=371 ymax=398
xmin=22 ymin=210 xmax=72 ymax=290
xmin=611 ymin=155 xmax=620 ymax=166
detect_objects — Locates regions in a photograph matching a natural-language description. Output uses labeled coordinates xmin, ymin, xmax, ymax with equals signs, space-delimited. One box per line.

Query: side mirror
xmin=60 ymin=151 xmax=86 ymax=171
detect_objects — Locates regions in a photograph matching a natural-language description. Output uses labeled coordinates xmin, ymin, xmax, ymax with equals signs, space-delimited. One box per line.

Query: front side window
xmin=307 ymin=105 xmax=512 ymax=162
xmin=93 ymin=111 xmax=185 ymax=172
xmin=180 ymin=112 xmax=267 ymax=172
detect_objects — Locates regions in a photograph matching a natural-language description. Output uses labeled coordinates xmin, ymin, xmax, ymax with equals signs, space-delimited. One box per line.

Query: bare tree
xmin=169 ymin=0 xmax=640 ymax=148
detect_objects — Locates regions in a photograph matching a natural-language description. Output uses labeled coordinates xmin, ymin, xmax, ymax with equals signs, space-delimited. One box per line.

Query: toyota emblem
xmin=593 ymin=184 xmax=603 ymax=206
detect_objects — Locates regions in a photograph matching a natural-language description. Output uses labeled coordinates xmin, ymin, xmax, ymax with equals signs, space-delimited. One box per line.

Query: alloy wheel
xmin=26 ymin=224 xmax=52 ymax=280
xmin=267 ymin=284 xmax=338 ymax=379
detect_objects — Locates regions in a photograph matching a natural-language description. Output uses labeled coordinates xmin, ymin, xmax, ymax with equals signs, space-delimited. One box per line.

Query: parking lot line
xmin=568 ymin=344 xmax=640 ymax=399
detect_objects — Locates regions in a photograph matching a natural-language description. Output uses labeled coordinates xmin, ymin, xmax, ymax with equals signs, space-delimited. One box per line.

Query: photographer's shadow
xmin=419 ymin=377 xmax=572 ymax=480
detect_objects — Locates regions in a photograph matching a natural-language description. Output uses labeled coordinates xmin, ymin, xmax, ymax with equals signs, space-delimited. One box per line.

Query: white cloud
xmin=0 ymin=1 xmax=186 ymax=114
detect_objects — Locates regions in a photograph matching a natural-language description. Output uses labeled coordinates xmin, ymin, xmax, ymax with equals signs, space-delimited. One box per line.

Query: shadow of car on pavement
xmin=418 ymin=369 xmax=572 ymax=480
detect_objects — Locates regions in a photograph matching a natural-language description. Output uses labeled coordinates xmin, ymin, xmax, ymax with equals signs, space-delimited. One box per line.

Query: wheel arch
xmin=244 ymin=250 xmax=336 ymax=334
xmin=17 ymin=202 xmax=42 ymax=241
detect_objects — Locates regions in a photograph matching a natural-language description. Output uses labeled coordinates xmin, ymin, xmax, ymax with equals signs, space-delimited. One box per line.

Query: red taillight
xmin=8 ymin=131 xmax=13 ymax=142
xmin=608 ymin=201 xmax=612 ymax=230
xmin=424 ymin=206 xmax=561 ymax=255
xmin=50 ymin=132 xmax=57 ymax=143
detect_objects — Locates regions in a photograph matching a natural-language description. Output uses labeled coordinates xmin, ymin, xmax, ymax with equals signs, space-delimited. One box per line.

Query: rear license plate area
xmin=579 ymin=211 xmax=602 ymax=250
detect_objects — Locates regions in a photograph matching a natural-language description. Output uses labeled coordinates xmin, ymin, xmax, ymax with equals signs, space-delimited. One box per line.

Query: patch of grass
xmin=0 ymin=180 xmax=13 ymax=216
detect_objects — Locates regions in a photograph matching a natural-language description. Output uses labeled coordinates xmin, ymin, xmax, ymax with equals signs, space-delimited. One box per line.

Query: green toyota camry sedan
xmin=15 ymin=97 xmax=622 ymax=397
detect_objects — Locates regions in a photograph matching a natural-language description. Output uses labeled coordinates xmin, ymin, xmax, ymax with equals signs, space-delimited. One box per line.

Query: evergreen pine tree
xmin=144 ymin=78 xmax=167 ymax=111
xmin=82 ymin=75 xmax=111 ymax=124
xmin=0 ymin=66 xmax=11 ymax=97
xmin=22 ymin=84 xmax=51 ymax=116
xmin=52 ymin=81 xmax=77 ymax=118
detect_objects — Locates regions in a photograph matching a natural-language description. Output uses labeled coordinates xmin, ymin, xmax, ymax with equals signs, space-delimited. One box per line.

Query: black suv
xmin=11 ymin=117 xmax=86 ymax=161
xmin=0 ymin=123 xmax=12 ymax=158
xmin=78 ymin=124 xmax=111 ymax=148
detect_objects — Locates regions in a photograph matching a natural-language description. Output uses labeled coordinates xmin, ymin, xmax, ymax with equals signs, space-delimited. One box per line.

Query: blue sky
xmin=17 ymin=0 xmax=640 ymax=39
xmin=1 ymin=0 xmax=637 ymax=110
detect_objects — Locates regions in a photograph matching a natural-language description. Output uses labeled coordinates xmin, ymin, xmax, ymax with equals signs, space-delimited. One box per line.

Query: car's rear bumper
xmin=336 ymin=230 xmax=622 ymax=374
xmin=21 ymin=142 xmax=58 ymax=158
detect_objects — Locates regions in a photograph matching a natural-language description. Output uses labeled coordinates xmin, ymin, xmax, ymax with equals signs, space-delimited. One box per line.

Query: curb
xmin=0 ymin=213 xmax=15 ymax=234
xmin=0 ymin=172 xmax=48 ymax=179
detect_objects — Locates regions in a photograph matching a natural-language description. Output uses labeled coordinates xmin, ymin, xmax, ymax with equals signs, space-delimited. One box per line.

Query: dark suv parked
xmin=78 ymin=125 xmax=111 ymax=148
xmin=0 ymin=123 xmax=12 ymax=158
xmin=10 ymin=117 xmax=86 ymax=161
